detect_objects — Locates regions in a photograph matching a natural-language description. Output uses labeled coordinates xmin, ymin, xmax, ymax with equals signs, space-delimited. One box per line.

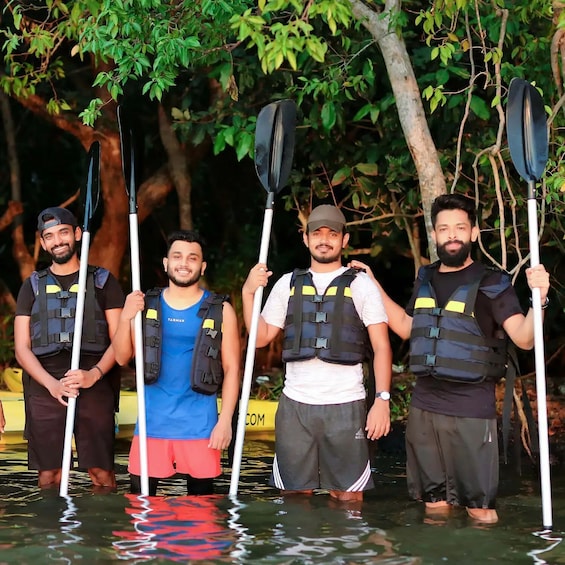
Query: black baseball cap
xmin=37 ymin=207 xmax=79 ymax=234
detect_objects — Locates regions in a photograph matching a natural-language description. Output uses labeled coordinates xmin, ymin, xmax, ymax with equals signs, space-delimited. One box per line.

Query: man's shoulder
xmin=467 ymin=261 xmax=510 ymax=286
xmin=277 ymin=272 xmax=295 ymax=286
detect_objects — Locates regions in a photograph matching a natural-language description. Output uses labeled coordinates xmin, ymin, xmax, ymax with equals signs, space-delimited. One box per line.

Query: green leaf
xmin=321 ymin=101 xmax=336 ymax=130
xmin=331 ymin=166 xmax=352 ymax=186
xmin=469 ymin=95 xmax=490 ymax=120
xmin=355 ymin=163 xmax=378 ymax=176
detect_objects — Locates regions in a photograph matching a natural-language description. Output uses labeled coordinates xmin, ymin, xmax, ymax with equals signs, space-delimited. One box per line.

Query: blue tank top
xmin=135 ymin=291 xmax=218 ymax=439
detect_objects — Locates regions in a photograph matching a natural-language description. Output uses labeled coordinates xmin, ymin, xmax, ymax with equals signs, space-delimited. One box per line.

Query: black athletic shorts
xmin=405 ymin=406 xmax=498 ymax=509
xmin=270 ymin=394 xmax=374 ymax=492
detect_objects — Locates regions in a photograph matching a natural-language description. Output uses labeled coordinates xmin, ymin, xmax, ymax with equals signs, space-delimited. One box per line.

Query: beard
xmin=437 ymin=240 xmax=472 ymax=268
xmin=310 ymin=246 xmax=342 ymax=264
xmin=48 ymin=242 xmax=76 ymax=265
xmin=167 ymin=268 xmax=201 ymax=288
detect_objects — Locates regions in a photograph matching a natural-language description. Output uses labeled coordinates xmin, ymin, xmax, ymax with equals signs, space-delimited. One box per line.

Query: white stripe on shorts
xmin=271 ymin=454 xmax=285 ymax=489
xmin=347 ymin=461 xmax=372 ymax=492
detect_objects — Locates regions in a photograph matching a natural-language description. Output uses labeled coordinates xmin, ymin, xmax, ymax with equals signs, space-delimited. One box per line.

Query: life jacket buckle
xmin=206 ymin=329 xmax=218 ymax=339
xmin=425 ymin=354 xmax=436 ymax=366
xmin=428 ymin=327 xmax=440 ymax=339
xmin=56 ymin=290 xmax=72 ymax=299
xmin=58 ymin=307 xmax=73 ymax=318
xmin=314 ymin=337 xmax=328 ymax=349
xmin=315 ymin=312 xmax=327 ymax=323
xmin=58 ymin=332 xmax=72 ymax=343
xmin=201 ymin=373 xmax=218 ymax=385
xmin=146 ymin=336 xmax=160 ymax=347
xmin=206 ymin=346 xmax=219 ymax=360
xmin=312 ymin=295 xmax=324 ymax=303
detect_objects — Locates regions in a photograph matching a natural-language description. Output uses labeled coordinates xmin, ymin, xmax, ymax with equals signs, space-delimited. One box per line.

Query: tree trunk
xmin=9 ymin=94 xmax=176 ymax=278
xmin=0 ymin=92 xmax=21 ymax=202
xmin=0 ymin=92 xmax=36 ymax=282
xmin=158 ymin=104 xmax=193 ymax=230
xmin=348 ymin=0 xmax=446 ymax=264
xmin=88 ymin=132 xmax=130 ymax=274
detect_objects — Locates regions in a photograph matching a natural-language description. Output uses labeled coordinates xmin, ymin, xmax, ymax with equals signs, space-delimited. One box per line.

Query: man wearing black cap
xmin=242 ymin=204 xmax=392 ymax=502
xmin=14 ymin=207 xmax=124 ymax=489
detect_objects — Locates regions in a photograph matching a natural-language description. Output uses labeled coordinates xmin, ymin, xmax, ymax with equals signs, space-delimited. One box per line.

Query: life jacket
xmin=30 ymin=267 xmax=110 ymax=357
xmin=409 ymin=261 xmax=511 ymax=383
xmin=143 ymin=289 xmax=228 ymax=395
xmin=282 ymin=268 xmax=368 ymax=365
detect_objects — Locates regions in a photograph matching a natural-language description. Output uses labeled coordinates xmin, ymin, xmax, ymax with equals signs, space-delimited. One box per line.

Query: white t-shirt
xmin=261 ymin=266 xmax=388 ymax=405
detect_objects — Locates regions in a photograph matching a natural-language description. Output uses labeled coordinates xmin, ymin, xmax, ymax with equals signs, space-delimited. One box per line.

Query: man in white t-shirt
xmin=242 ymin=204 xmax=392 ymax=502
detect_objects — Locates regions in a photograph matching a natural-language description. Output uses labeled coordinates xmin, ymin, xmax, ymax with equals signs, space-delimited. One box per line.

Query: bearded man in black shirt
xmin=351 ymin=193 xmax=550 ymax=523
xmin=14 ymin=207 xmax=124 ymax=489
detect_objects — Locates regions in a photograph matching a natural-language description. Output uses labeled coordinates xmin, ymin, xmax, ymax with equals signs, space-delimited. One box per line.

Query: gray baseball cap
xmin=307 ymin=205 xmax=346 ymax=232
xmin=37 ymin=207 xmax=78 ymax=234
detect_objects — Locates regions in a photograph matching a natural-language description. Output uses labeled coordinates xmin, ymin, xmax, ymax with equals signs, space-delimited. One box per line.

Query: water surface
xmin=1 ymin=438 xmax=564 ymax=563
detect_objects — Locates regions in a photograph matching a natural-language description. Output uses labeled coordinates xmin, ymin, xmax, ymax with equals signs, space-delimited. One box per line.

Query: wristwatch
xmin=375 ymin=391 xmax=391 ymax=401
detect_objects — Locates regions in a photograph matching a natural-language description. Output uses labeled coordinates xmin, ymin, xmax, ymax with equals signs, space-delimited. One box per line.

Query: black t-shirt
xmin=406 ymin=261 xmax=524 ymax=419
xmin=16 ymin=267 xmax=125 ymax=378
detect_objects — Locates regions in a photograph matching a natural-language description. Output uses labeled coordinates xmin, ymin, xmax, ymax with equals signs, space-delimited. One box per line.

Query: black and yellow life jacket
xmin=282 ymin=268 xmax=368 ymax=365
xmin=30 ymin=267 xmax=110 ymax=357
xmin=142 ymin=289 xmax=228 ymax=395
xmin=409 ymin=262 xmax=511 ymax=383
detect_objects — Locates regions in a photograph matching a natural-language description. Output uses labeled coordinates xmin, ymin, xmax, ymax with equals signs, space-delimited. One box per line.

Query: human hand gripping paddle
xmin=229 ymin=100 xmax=297 ymax=496
xmin=117 ymin=105 xmax=150 ymax=496
xmin=59 ymin=141 xmax=101 ymax=496
xmin=506 ymin=77 xmax=552 ymax=529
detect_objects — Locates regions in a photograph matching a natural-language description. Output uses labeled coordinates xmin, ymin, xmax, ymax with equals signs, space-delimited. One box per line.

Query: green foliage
xmin=390 ymin=379 xmax=413 ymax=422
xmin=231 ymin=1 xmax=352 ymax=73
xmin=252 ymin=371 xmax=284 ymax=401
xmin=2 ymin=0 xmax=565 ymax=333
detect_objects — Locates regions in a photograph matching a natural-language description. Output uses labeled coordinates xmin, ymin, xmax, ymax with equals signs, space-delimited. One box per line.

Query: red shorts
xmin=128 ymin=437 xmax=221 ymax=478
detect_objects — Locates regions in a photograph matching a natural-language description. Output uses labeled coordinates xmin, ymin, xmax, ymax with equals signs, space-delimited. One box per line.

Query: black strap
xmin=461 ymin=278 xmax=482 ymax=316
xmin=411 ymin=350 xmax=506 ymax=371
xmin=84 ymin=266 xmax=97 ymax=344
xmin=291 ymin=269 xmax=310 ymax=355
xmin=502 ymin=344 xmax=519 ymax=464
xmin=522 ymin=376 xmax=539 ymax=458
xmin=329 ymin=269 xmax=357 ymax=357
xmin=410 ymin=326 xmax=506 ymax=350
xmin=36 ymin=270 xmax=49 ymax=347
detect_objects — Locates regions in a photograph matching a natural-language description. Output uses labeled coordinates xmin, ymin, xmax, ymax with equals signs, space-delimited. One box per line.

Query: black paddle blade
xmin=255 ymin=100 xmax=297 ymax=193
xmin=82 ymin=141 xmax=101 ymax=232
xmin=506 ymin=78 xmax=548 ymax=182
xmin=117 ymin=104 xmax=139 ymax=213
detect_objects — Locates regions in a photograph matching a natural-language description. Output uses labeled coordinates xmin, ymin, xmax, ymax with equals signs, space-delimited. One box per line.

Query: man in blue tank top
xmin=352 ymin=194 xmax=551 ymax=523
xmin=112 ymin=230 xmax=240 ymax=496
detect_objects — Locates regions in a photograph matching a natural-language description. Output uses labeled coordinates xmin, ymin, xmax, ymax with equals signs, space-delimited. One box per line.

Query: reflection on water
xmin=0 ymin=438 xmax=565 ymax=563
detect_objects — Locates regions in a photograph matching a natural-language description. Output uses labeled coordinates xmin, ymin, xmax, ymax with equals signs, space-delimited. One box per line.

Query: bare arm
xmin=349 ymin=260 xmax=413 ymax=339
xmin=61 ymin=307 xmax=123 ymax=390
xmin=365 ymin=322 xmax=392 ymax=440
xmin=111 ymin=290 xmax=145 ymax=365
xmin=209 ymin=302 xmax=241 ymax=450
xmin=241 ymin=263 xmax=282 ymax=347
xmin=14 ymin=315 xmax=78 ymax=406
xmin=503 ymin=264 xmax=550 ymax=350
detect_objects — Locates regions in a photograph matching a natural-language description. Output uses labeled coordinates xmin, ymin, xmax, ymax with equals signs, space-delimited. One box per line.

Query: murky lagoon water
xmin=1 ymin=438 xmax=565 ymax=564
